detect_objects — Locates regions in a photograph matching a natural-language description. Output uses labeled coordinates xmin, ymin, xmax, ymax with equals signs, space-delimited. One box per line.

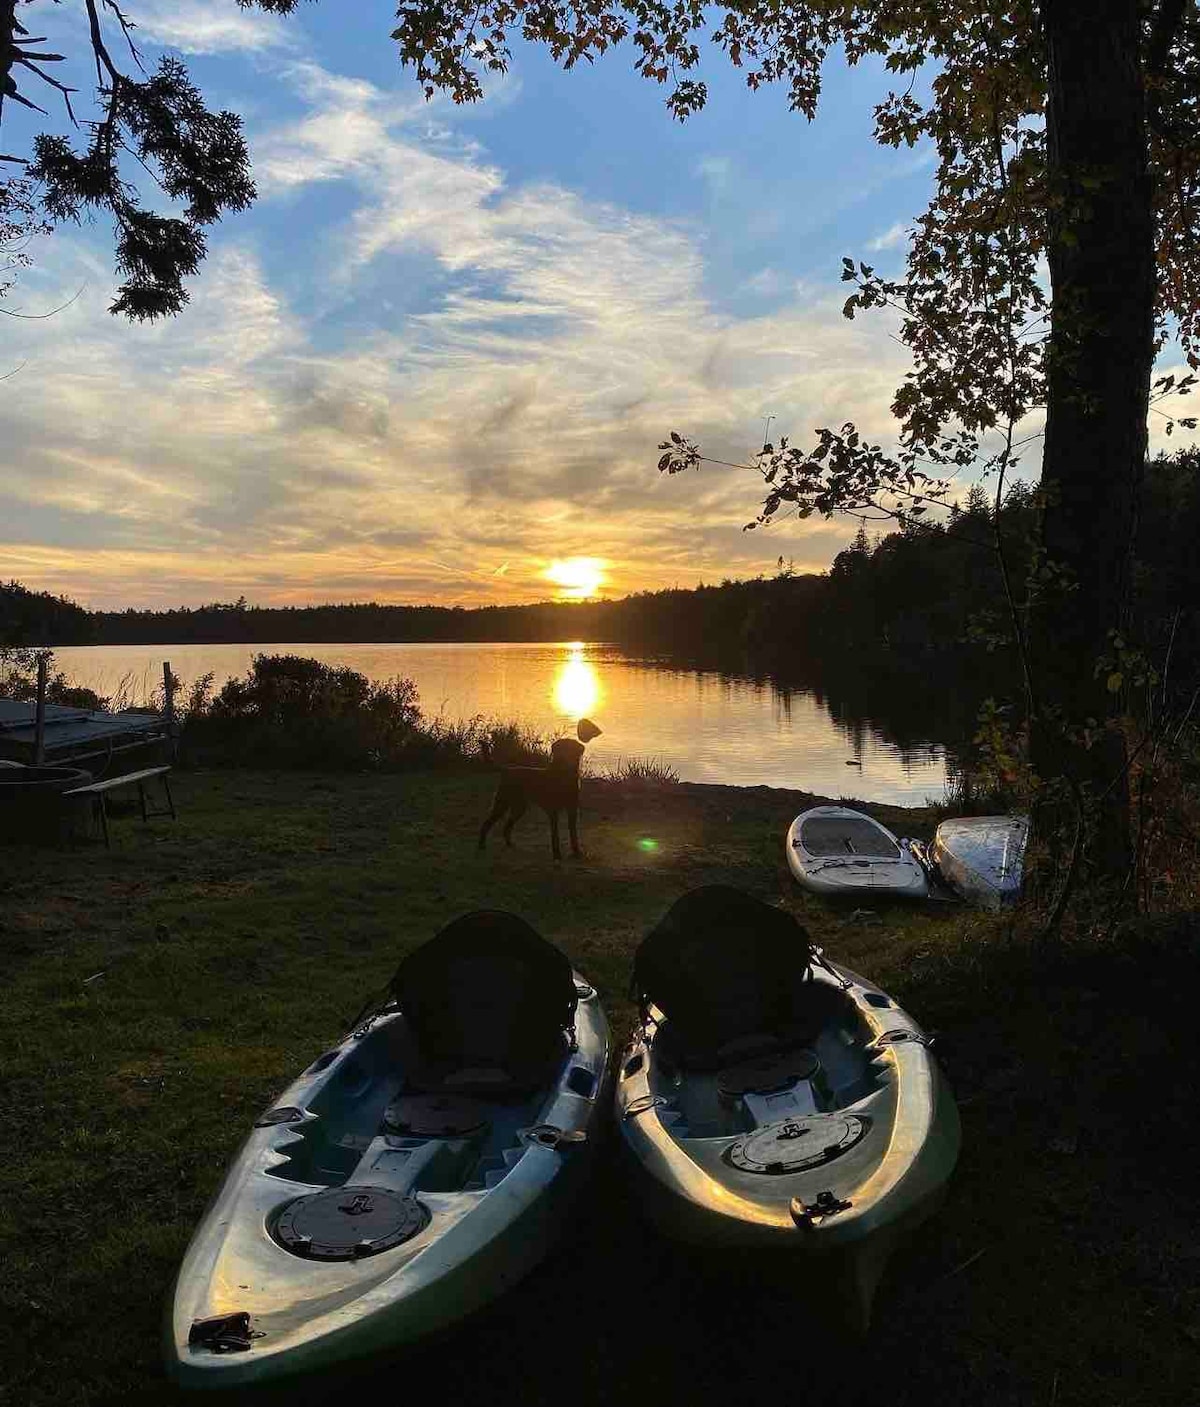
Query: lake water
xmin=50 ymin=641 xmax=948 ymax=805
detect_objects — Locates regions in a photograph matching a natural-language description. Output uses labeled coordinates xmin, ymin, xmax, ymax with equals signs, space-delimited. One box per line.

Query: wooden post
xmin=162 ymin=660 xmax=177 ymax=759
xmin=34 ymin=652 xmax=48 ymax=764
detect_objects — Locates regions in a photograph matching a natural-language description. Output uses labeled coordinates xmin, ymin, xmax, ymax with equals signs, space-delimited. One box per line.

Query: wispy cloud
xmin=867 ymin=221 xmax=910 ymax=252
xmin=740 ymin=268 xmax=812 ymax=299
xmin=695 ymin=155 xmax=733 ymax=195
xmin=133 ymin=0 xmax=296 ymax=54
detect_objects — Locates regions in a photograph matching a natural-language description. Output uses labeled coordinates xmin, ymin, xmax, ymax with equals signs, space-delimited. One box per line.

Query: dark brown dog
xmin=478 ymin=720 xmax=600 ymax=860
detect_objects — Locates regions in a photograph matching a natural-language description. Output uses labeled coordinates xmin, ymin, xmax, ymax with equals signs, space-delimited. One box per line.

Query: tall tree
xmin=1033 ymin=1 xmax=1157 ymax=873
xmin=388 ymin=0 xmax=1200 ymax=879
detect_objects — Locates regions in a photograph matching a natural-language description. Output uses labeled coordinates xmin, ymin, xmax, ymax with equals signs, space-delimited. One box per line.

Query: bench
xmin=63 ymin=765 xmax=176 ymax=848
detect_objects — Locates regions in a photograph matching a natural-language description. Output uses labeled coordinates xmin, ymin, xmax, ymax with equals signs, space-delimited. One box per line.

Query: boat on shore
xmin=787 ymin=805 xmax=929 ymax=899
xmin=616 ymin=886 xmax=960 ymax=1331
xmin=166 ymin=911 xmax=610 ymax=1390
xmin=931 ymin=815 xmax=1029 ymax=909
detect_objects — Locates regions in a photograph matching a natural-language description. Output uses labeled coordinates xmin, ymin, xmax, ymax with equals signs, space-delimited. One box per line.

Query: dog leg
xmin=478 ymin=796 xmax=508 ymax=850
xmin=549 ymin=809 xmax=562 ymax=861
xmin=502 ymin=797 xmax=527 ymax=846
xmin=567 ymin=805 xmax=581 ymax=857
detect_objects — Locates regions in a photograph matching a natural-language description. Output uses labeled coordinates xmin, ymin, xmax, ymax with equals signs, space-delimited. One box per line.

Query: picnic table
xmin=63 ymin=766 xmax=176 ymax=848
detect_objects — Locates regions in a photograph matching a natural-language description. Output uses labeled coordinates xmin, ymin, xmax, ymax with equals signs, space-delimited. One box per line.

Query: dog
xmin=478 ymin=718 xmax=602 ymax=860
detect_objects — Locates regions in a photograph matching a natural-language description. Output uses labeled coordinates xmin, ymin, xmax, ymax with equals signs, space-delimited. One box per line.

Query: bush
xmin=180 ymin=655 xmax=421 ymax=769
xmin=209 ymin=654 xmax=383 ymax=723
xmin=0 ymin=653 xmax=108 ymax=711
xmin=178 ymin=655 xmax=554 ymax=773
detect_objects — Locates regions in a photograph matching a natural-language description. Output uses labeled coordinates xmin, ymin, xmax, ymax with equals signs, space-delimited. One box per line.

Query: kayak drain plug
xmin=525 ymin=1124 xmax=588 ymax=1150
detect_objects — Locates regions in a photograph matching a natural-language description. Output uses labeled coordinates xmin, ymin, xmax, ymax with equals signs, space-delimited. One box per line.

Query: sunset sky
xmin=3 ymin=1 xmax=1195 ymax=610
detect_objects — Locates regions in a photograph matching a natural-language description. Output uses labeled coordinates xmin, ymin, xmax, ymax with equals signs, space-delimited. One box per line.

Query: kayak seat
xmin=392 ymin=910 xmax=579 ymax=1100
xmin=655 ymin=1010 xmax=826 ymax=1073
xmin=402 ymin=1042 xmax=570 ymax=1100
xmin=634 ymin=886 xmax=825 ymax=1072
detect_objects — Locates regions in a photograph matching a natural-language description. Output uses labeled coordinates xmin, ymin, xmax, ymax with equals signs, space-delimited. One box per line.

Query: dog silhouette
xmin=478 ymin=718 xmax=601 ymax=860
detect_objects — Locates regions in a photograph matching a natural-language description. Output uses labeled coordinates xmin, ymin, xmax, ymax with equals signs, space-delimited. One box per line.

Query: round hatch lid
xmin=717 ymin=1049 xmax=820 ymax=1098
xmin=383 ymin=1093 xmax=489 ymax=1137
xmin=274 ymin=1187 xmax=429 ymax=1260
xmin=727 ymin=1113 xmax=868 ymax=1174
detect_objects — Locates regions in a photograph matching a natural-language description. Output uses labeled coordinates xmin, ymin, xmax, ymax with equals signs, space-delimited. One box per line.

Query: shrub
xmin=181 ymin=655 xmax=421 ymax=770
xmin=176 ymin=655 xmax=555 ymax=773
xmin=0 ymin=653 xmax=108 ymax=711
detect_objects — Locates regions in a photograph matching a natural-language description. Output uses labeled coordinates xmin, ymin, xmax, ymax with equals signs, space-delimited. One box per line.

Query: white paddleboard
xmin=787 ymin=806 xmax=929 ymax=899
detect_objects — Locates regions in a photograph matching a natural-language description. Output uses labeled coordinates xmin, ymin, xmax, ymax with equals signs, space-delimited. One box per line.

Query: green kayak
xmin=166 ymin=912 xmax=610 ymax=1390
xmin=616 ymin=886 xmax=960 ymax=1330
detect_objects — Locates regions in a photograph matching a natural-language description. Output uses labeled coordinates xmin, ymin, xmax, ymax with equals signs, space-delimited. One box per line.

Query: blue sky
xmin=2 ymin=1 xmax=1191 ymax=610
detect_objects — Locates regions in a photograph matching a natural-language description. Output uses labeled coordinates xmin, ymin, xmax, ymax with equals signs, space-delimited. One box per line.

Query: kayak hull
xmin=787 ymin=806 xmax=929 ymax=900
xmin=616 ymin=962 xmax=959 ymax=1331
xmin=167 ymin=980 xmax=610 ymax=1390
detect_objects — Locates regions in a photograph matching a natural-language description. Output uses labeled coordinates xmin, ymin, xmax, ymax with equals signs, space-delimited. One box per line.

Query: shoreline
xmin=593 ymin=776 xmax=936 ymax=832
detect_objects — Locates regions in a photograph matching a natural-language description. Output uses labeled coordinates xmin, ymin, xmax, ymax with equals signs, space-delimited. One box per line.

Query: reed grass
xmin=596 ymin=754 xmax=681 ymax=786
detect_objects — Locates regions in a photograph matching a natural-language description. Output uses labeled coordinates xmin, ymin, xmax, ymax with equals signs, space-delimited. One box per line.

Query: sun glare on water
xmin=553 ymin=645 xmax=601 ymax=717
xmin=544 ymin=557 xmax=605 ymax=599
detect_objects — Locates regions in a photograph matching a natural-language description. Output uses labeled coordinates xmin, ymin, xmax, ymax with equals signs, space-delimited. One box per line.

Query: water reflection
xmin=552 ymin=644 xmax=602 ymax=721
xmin=49 ymin=639 xmax=956 ymax=804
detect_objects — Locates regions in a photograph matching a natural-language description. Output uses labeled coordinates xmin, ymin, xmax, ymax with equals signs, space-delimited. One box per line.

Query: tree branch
xmin=102 ymin=0 xmax=147 ymax=72
xmin=0 ymin=284 xmax=86 ymax=319
xmin=84 ymin=0 xmax=123 ymax=85
xmin=14 ymin=59 xmax=78 ymax=123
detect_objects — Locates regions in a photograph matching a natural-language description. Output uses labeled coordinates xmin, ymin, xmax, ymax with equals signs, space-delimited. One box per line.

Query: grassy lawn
xmin=0 ymin=769 xmax=1196 ymax=1406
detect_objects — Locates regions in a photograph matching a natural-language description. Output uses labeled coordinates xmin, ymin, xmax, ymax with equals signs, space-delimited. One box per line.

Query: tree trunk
xmin=1034 ymin=0 xmax=1156 ymax=880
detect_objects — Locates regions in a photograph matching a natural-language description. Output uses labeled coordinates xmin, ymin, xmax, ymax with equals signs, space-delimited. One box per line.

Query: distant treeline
xmin=5 ymin=448 xmax=1198 ymax=675
xmin=85 ymin=583 xmax=832 ymax=654
xmin=0 ymin=581 xmax=95 ymax=649
xmin=91 ymin=596 xmax=612 ymax=645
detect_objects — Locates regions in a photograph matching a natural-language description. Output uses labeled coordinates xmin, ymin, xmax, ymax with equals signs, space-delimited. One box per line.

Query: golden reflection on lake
xmin=552 ymin=645 xmax=602 ymax=719
xmin=50 ymin=639 xmax=948 ymax=804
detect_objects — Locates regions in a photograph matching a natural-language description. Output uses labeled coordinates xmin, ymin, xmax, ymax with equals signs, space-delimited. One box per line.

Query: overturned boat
xmin=167 ymin=912 xmax=610 ymax=1389
xmin=616 ymin=887 xmax=959 ymax=1330
xmin=931 ymin=814 xmax=1029 ymax=909
xmin=787 ymin=805 xmax=929 ymax=899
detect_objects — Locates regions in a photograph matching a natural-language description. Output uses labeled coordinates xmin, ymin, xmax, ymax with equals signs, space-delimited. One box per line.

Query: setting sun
xmin=544 ymin=558 xmax=606 ymax=599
